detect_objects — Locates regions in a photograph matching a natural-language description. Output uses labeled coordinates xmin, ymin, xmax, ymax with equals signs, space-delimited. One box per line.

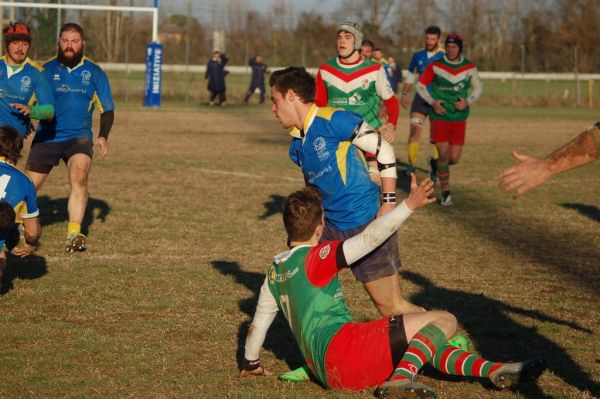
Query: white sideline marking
xmin=195 ymin=167 xmax=303 ymax=182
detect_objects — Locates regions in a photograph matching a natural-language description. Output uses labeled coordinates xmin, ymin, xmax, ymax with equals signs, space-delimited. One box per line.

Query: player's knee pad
xmin=410 ymin=118 xmax=424 ymax=128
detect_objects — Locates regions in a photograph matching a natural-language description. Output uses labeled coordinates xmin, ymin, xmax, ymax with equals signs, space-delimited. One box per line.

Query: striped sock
xmin=407 ymin=142 xmax=420 ymax=167
xmin=391 ymin=324 xmax=447 ymax=381
xmin=432 ymin=344 xmax=503 ymax=377
xmin=437 ymin=164 xmax=450 ymax=192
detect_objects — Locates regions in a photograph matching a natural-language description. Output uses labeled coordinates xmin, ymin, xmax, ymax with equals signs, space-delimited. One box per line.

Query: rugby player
xmin=400 ymin=26 xmax=445 ymax=178
xmin=0 ymin=22 xmax=54 ymax=139
xmin=25 ymin=23 xmax=114 ymax=252
xmin=240 ymin=185 xmax=547 ymax=397
xmin=315 ymin=22 xmax=399 ymax=184
xmin=416 ymin=34 xmax=482 ymax=206
xmin=0 ymin=126 xmax=41 ymax=283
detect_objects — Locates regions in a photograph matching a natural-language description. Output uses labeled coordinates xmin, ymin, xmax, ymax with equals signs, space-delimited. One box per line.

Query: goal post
xmin=0 ymin=1 xmax=163 ymax=107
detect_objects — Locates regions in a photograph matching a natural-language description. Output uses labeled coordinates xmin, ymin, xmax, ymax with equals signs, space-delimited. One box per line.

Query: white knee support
xmin=410 ymin=118 xmax=424 ymax=128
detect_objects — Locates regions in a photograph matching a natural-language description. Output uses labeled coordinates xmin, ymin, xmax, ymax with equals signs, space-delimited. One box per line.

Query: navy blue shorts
xmin=410 ymin=92 xmax=431 ymax=116
xmin=322 ymin=219 xmax=401 ymax=283
xmin=27 ymin=137 xmax=93 ymax=173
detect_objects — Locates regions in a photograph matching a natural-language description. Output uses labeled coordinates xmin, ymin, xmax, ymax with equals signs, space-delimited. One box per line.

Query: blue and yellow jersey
xmin=0 ymin=56 xmax=54 ymax=137
xmin=0 ymin=158 xmax=39 ymax=220
xmin=36 ymin=56 xmax=114 ymax=143
xmin=407 ymin=47 xmax=445 ymax=77
xmin=289 ymin=105 xmax=380 ymax=231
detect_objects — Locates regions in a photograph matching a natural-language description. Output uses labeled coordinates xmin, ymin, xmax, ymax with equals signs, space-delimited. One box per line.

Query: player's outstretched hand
xmin=405 ymin=173 xmax=436 ymax=210
xmin=496 ymin=151 xmax=553 ymax=198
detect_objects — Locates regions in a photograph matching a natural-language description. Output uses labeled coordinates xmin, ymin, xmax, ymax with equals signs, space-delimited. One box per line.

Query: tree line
xmin=14 ymin=0 xmax=600 ymax=73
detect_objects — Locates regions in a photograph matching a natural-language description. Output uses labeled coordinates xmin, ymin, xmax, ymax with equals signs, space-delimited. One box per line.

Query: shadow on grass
xmin=402 ymin=271 xmax=599 ymax=398
xmin=561 ymin=203 xmax=600 ymax=223
xmin=211 ymin=260 xmax=305 ymax=371
xmin=259 ymin=195 xmax=285 ymax=220
xmin=37 ymin=195 xmax=110 ymax=236
xmin=0 ymin=253 xmax=48 ymax=296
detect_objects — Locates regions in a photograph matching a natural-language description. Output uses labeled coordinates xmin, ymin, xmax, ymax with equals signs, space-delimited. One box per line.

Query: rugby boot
xmin=489 ymin=358 xmax=547 ymax=389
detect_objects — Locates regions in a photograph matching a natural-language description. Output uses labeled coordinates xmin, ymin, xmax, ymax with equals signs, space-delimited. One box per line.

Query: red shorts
xmin=324 ymin=317 xmax=407 ymax=390
xmin=431 ymin=120 xmax=467 ymax=145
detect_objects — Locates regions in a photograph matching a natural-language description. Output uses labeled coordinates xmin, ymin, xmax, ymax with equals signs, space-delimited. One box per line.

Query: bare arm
xmin=12 ymin=217 xmax=41 ymax=257
xmin=497 ymin=123 xmax=600 ymax=198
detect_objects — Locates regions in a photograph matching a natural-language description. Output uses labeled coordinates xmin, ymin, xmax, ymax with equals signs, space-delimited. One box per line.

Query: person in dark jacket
xmin=205 ymin=51 xmax=228 ymax=106
xmin=243 ymin=55 xmax=269 ymax=104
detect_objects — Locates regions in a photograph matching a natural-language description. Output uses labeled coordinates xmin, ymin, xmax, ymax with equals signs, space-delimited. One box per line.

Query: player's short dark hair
xmin=425 ymin=26 xmax=441 ymax=37
xmin=283 ymin=186 xmax=323 ymax=242
xmin=0 ymin=126 xmax=23 ymax=165
xmin=269 ymin=67 xmax=315 ymax=103
xmin=0 ymin=201 xmax=16 ymax=232
xmin=361 ymin=39 xmax=374 ymax=49
xmin=59 ymin=23 xmax=85 ymax=40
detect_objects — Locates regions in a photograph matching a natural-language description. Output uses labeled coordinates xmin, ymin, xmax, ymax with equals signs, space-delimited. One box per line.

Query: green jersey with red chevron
xmin=315 ymin=57 xmax=395 ymax=128
xmin=418 ymin=56 xmax=479 ymax=122
xmin=267 ymin=241 xmax=352 ymax=386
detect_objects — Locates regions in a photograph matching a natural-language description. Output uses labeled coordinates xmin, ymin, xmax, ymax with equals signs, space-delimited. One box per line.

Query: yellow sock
xmin=407 ymin=142 xmax=420 ymax=166
xmin=67 ymin=223 xmax=81 ymax=236
xmin=432 ymin=145 xmax=439 ymax=160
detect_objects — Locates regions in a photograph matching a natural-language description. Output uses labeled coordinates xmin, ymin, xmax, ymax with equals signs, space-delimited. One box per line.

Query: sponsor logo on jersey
xmin=348 ymin=92 xmax=364 ymax=105
xmin=81 ymin=70 xmax=91 ymax=85
xmin=313 ymin=137 xmax=330 ymax=161
xmin=319 ymin=244 xmax=331 ymax=259
xmin=20 ymin=76 xmax=31 ymax=92
xmin=0 ymin=89 xmax=24 ymax=100
xmin=57 ymin=84 xmax=86 ymax=94
xmin=307 ymin=165 xmax=332 ymax=184
xmin=271 ymin=267 xmax=299 ymax=283
xmin=361 ymin=78 xmax=370 ymax=90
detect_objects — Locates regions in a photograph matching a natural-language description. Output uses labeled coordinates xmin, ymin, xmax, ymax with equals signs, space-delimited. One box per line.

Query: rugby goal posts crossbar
xmin=0 ymin=1 xmax=159 ymax=42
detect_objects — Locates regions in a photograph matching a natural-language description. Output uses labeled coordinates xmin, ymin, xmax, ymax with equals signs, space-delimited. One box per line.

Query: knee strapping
xmin=410 ymin=118 xmax=424 ymax=128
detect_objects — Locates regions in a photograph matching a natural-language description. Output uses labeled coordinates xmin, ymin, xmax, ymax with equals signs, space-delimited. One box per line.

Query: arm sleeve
xmin=383 ymin=96 xmax=400 ymax=127
xmin=93 ymin=69 xmax=115 ymax=113
xmin=375 ymin=66 xmax=395 ymax=101
xmin=288 ymin=138 xmax=302 ymax=167
xmin=342 ymin=201 xmax=413 ymax=265
xmin=244 ymin=277 xmax=279 ymax=361
xmin=21 ymin=180 xmax=40 ymax=218
xmin=304 ymin=241 xmax=347 ymax=287
xmin=416 ymin=65 xmax=436 ymax=104
xmin=99 ymin=110 xmax=114 ymax=140
xmin=467 ymin=67 xmax=482 ymax=104
xmin=405 ymin=54 xmax=418 ymax=84
xmin=314 ymin=70 xmax=328 ymax=107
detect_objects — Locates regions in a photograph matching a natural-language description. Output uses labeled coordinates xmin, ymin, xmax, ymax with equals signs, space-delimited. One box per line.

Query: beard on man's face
xmin=57 ymin=45 xmax=84 ymax=68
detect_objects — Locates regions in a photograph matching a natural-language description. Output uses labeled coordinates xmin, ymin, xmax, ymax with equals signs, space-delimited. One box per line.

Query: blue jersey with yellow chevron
xmin=0 ymin=56 xmax=54 ymax=137
xmin=0 ymin=159 xmax=39 ymax=219
xmin=289 ymin=105 xmax=379 ymax=231
xmin=36 ymin=56 xmax=114 ymax=143
xmin=407 ymin=48 xmax=445 ymax=77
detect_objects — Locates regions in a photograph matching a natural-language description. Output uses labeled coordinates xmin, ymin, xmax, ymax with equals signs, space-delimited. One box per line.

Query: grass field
xmin=0 ymin=103 xmax=599 ymax=398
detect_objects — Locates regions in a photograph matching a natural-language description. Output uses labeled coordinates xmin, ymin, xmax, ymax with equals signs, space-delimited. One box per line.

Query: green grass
xmin=0 ymin=107 xmax=598 ymax=398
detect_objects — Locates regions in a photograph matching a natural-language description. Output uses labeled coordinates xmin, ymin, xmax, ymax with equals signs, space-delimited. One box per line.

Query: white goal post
xmin=0 ymin=1 xmax=159 ymax=42
xmin=0 ymin=1 xmax=163 ymax=107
